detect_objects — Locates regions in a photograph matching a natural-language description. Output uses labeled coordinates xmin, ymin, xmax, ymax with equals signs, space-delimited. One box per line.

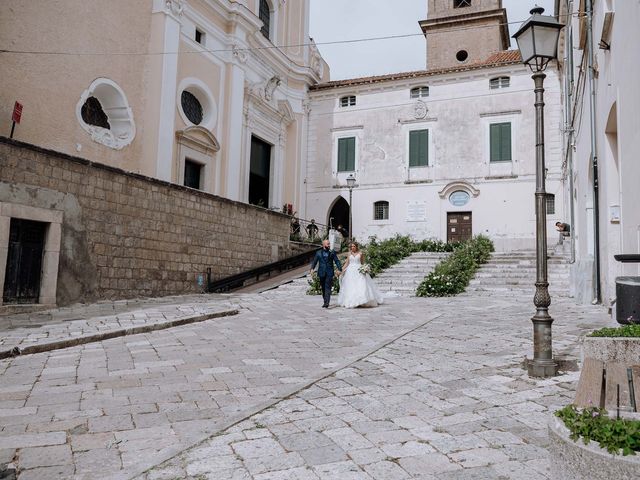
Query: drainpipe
xmin=565 ymin=0 xmax=576 ymax=264
xmin=585 ymin=0 xmax=602 ymax=303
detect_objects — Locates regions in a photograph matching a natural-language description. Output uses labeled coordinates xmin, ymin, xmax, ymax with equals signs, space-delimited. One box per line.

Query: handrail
xmin=208 ymin=247 xmax=319 ymax=293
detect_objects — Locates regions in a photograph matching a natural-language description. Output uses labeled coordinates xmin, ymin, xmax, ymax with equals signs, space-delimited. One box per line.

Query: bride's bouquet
xmin=358 ymin=264 xmax=372 ymax=275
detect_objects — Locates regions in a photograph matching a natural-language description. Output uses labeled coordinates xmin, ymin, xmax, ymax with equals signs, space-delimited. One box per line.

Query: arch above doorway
xmin=438 ymin=181 xmax=480 ymax=199
xmin=327 ymin=196 xmax=349 ymax=233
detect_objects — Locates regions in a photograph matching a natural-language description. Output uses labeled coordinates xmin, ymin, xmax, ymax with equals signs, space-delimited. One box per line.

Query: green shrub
xmin=589 ymin=324 xmax=640 ymax=338
xmin=306 ymin=270 xmax=340 ymax=295
xmin=556 ymin=405 xmax=640 ymax=456
xmin=416 ymin=235 xmax=494 ymax=297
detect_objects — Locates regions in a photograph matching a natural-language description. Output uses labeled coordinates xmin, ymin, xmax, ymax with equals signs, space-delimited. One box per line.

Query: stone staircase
xmin=465 ymin=251 xmax=571 ymax=297
xmin=373 ymin=252 xmax=451 ymax=297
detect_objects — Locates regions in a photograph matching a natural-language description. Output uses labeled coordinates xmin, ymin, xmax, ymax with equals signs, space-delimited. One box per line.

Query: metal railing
xmin=289 ymin=218 xmax=329 ymax=245
xmin=207 ymin=247 xmax=318 ymax=293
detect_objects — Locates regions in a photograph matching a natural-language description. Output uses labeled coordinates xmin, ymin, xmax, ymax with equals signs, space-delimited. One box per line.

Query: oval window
xmin=449 ymin=190 xmax=471 ymax=206
xmin=181 ymin=91 xmax=204 ymax=125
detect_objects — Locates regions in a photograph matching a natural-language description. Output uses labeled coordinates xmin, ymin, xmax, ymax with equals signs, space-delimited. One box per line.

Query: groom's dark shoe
xmin=322 ymin=304 xmax=328 ymax=308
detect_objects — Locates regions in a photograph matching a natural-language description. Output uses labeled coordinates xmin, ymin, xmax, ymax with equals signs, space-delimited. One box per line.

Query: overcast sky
xmin=309 ymin=0 xmax=555 ymax=80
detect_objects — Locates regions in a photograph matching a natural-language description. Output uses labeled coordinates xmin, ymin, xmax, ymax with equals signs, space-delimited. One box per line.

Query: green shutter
xmin=409 ymin=130 xmax=428 ymax=167
xmin=490 ymin=122 xmax=511 ymax=162
xmin=338 ymin=137 xmax=355 ymax=172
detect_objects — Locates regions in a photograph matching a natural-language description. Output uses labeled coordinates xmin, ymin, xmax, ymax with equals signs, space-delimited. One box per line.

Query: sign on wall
xmin=406 ymin=201 xmax=427 ymax=222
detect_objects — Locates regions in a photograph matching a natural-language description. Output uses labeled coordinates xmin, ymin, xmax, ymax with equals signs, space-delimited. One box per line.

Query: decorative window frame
xmin=177 ymin=77 xmax=218 ymax=130
xmin=489 ymin=76 xmax=511 ymax=89
xmin=332 ymin=127 xmax=362 ymax=180
xmin=76 ymin=78 xmax=136 ymax=150
xmin=175 ymin=126 xmax=221 ymax=194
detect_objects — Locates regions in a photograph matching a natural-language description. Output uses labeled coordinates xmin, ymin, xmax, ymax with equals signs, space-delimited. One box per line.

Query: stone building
xmin=304 ymin=0 xmax=565 ymax=251
xmin=557 ymin=0 xmax=640 ymax=305
xmin=0 ymin=0 xmax=327 ymax=210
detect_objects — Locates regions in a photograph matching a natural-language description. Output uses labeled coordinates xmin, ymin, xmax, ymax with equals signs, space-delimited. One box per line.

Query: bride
xmin=338 ymin=243 xmax=384 ymax=308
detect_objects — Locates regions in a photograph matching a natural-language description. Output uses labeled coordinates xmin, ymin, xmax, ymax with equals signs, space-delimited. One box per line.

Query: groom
xmin=310 ymin=240 xmax=342 ymax=308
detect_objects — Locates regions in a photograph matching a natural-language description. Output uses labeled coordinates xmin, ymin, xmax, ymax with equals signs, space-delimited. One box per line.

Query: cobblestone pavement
xmin=0 ymin=291 xmax=446 ymax=479
xmin=138 ymin=295 xmax=611 ymax=480
xmin=0 ymin=295 xmax=237 ymax=354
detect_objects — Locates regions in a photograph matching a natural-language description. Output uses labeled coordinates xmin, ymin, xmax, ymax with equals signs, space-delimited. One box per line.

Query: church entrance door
xmin=249 ymin=135 xmax=272 ymax=208
xmin=447 ymin=212 xmax=472 ymax=243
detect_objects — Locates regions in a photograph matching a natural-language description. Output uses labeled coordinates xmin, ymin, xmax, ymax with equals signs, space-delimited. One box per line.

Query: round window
xmin=456 ymin=50 xmax=469 ymax=62
xmin=181 ymin=91 xmax=204 ymax=125
xmin=449 ymin=190 xmax=471 ymax=207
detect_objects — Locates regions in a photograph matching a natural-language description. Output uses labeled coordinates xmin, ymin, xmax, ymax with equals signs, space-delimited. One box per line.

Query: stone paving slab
xmin=0 ymin=291 xmax=444 ymax=480
xmin=0 ymin=295 xmax=238 ymax=357
xmin=136 ymin=295 xmax=612 ymax=480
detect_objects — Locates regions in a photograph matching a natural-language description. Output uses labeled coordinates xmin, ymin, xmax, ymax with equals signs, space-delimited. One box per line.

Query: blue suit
xmin=311 ymin=248 xmax=342 ymax=307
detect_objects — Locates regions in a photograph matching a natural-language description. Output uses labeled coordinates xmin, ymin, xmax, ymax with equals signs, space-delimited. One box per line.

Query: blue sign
xmin=449 ymin=190 xmax=470 ymax=207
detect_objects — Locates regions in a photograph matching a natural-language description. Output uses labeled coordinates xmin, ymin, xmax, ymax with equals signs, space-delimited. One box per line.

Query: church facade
xmin=0 ymin=0 xmax=327 ymax=211
xmin=304 ymin=0 xmax=565 ymax=252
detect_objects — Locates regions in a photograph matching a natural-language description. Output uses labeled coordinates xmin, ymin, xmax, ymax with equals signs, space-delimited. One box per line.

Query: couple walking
xmin=310 ymin=240 xmax=384 ymax=309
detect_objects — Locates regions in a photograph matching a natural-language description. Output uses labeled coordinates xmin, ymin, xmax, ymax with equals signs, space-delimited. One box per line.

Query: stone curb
xmin=0 ymin=309 xmax=239 ymax=359
xmin=115 ymin=311 xmax=444 ymax=480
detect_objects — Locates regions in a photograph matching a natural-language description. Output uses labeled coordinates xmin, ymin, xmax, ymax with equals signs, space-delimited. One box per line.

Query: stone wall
xmin=0 ymin=138 xmax=294 ymax=306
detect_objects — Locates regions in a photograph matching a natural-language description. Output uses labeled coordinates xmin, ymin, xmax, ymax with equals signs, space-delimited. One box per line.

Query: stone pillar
xmin=153 ymin=0 xmax=183 ymax=182
xmin=225 ymin=64 xmax=246 ymax=202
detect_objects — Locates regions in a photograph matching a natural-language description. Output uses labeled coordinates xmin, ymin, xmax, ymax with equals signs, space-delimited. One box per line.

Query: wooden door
xmin=447 ymin=212 xmax=472 ymax=244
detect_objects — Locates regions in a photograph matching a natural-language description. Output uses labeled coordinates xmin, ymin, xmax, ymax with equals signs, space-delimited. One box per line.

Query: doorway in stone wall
xmin=447 ymin=212 xmax=472 ymax=243
xmin=249 ymin=135 xmax=272 ymax=208
xmin=3 ymin=218 xmax=47 ymax=304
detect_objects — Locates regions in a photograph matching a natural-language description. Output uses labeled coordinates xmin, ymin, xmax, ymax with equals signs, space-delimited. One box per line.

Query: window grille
xmin=259 ymin=0 xmax=271 ymax=39
xmin=374 ymin=201 xmax=389 ymax=220
xmin=181 ymin=91 xmax=203 ymax=125
xmin=546 ymin=194 xmax=556 ymax=215
xmin=454 ymin=0 xmax=472 ymax=8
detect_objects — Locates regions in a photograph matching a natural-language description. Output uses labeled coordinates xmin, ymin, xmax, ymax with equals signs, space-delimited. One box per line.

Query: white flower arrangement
xmin=358 ymin=264 xmax=372 ymax=275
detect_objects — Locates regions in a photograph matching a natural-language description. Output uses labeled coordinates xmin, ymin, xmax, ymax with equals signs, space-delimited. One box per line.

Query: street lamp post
xmin=513 ymin=6 xmax=564 ymax=378
xmin=346 ymin=174 xmax=356 ymax=244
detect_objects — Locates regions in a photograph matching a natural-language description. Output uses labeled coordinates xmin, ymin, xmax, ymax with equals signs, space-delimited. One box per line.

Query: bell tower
xmin=420 ymin=0 xmax=510 ymax=70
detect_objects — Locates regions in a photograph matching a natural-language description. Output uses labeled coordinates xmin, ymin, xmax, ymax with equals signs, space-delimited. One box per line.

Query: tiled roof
xmin=310 ymin=50 xmax=523 ymax=91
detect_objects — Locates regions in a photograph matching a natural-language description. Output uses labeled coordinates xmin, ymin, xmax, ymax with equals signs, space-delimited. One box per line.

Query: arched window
xmin=374 ymin=201 xmax=389 ymax=220
xmin=340 ymin=95 xmax=356 ymax=107
xmin=81 ymin=97 xmax=110 ymax=130
xmin=490 ymin=76 xmax=511 ymax=89
xmin=259 ymin=0 xmax=271 ymax=39
xmin=410 ymin=86 xmax=429 ymax=98
xmin=76 ymin=78 xmax=136 ymax=150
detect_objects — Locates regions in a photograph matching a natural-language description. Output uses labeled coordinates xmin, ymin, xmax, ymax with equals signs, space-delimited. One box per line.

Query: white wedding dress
xmin=338 ymin=253 xmax=384 ymax=308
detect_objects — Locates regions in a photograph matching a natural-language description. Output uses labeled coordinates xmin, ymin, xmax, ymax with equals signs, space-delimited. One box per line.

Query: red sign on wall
xmin=12 ymin=101 xmax=23 ymax=124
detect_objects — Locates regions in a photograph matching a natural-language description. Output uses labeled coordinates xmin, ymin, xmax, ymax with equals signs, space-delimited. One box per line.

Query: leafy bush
xmin=364 ymin=235 xmax=455 ymax=277
xmin=589 ymin=324 xmax=640 ymax=338
xmin=416 ymin=235 xmax=494 ymax=297
xmin=306 ymin=271 xmax=340 ymax=295
xmin=556 ymin=405 xmax=640 ymax=456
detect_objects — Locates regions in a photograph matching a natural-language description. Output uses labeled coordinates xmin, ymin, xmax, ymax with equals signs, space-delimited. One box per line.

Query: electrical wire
xmin=0 ymin=13 xmax=582 ymax=58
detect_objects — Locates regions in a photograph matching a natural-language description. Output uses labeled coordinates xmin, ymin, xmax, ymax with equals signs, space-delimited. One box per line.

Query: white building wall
xmin=562 ymin=0 xmax=640 ymax=305
xmin=306 ymin=65 xmax=565 ymax=251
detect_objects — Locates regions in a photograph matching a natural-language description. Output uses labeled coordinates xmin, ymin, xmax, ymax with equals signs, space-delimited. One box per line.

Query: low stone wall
xmin=582 ymin=336 xmax=640 ymax=364
xmin=0 ymin=138 xmax=294 ymax=305
xmin=549 ymin=417 xmax=640 ymax=479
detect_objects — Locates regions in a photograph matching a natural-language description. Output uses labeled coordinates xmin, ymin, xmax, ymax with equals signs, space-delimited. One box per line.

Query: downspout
xmin=585 ymin=0 xmax=602 ymax=303
xmin=566 ymin=0 xmax=576 ymax=264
